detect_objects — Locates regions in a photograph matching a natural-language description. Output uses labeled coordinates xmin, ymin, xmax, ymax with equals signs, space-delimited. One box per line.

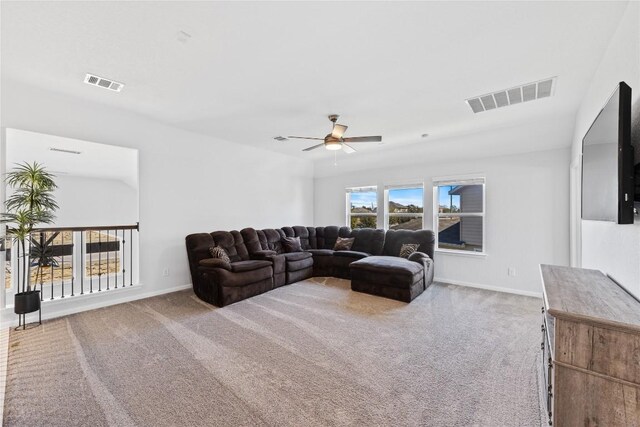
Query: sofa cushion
xmin=334 ymin=237 xmax=355 ymax=251
xmin=199 ymin=258 xmax=232 ymax=270
xmin=283 ymin=252 xmax=313 ymax=262
xmin=203 ymin=265 xmax=273 ymax=287
xmin=382 ymin=229 xmax=435 ymax=259
xmin=211 ymin=230 xmax=249 ymax=262
xmin=282 ymin=236 xmax=303 ymax=253
xmin=350 ymin=256 xmax=423 ymax=277
xmin=306 ymin=249 xmax=334 ymax=256
xmin=260 ymin=228 xmax=285 ymax=254
xmin=293 ymin=226 xmax=312 ymax=250
xmin=332 ymin=250 xmax=369 ymax=259
xmin=230 ymin=260 xmax=273 ymax=273
xmin=287 ymin=257 xmax=314 ymax=272
xmin=315 ymin=226 xmax=351 ymax=250
xmin=350 ymin=228 xmax=385 ymax=255
xmin=239 ymin=228 xmax=263 ymax=254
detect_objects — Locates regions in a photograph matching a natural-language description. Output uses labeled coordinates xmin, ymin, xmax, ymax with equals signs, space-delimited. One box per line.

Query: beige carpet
xmin=3 ymin=278 xmax=544 ymax=426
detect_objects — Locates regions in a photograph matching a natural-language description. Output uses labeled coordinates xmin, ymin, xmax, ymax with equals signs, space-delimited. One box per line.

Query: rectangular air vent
xmin=84 ymin=73 xmax=124 ymax=92
xmin=466 ymin=77 xmax=556 ymax=113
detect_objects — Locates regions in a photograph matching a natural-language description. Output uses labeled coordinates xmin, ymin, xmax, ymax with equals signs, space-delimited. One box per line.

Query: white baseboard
xmin=0 ymin=283 xmax=193 ymax=329
xmin=434 ymin=277 xmax=542 ymax=298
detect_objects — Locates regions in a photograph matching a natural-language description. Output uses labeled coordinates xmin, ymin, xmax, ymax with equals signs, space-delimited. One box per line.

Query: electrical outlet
xmin=162 ymin=268 xmax=170 ymax=277
xmin=508 ymin=267 xmax=516 ymax=277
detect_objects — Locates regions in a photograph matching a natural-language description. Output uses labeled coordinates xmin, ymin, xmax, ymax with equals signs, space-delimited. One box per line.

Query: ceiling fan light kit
xmin=287 ymin=114 xmax=382 ymax=153
xmin=325 ymin=141 xmax=342 ymax=151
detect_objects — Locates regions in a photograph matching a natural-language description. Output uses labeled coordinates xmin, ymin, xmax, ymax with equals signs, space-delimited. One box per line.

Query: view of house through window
xmin=386 ymin=186 xmax=424 ymax=230
xmin=435 ymin=179 xmax=485 ymax=253
xmin=347 ymin=187 xmax=377 ymax=229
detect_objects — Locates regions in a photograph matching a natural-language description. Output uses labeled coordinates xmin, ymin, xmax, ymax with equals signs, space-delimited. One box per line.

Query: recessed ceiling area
xmin=0 ymin=1 xmax=629 ymax=163
xmin=5 ymin=128 xmax=139 ymax=188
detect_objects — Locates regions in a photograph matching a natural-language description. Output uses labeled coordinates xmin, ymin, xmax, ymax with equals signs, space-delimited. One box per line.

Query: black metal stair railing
xmin=5 ymin=223 xmax=138 ymax=301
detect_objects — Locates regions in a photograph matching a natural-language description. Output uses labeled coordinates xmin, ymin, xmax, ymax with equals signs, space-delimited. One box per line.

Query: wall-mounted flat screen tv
xmin=582 ymin=82 xmax=633 ymax=224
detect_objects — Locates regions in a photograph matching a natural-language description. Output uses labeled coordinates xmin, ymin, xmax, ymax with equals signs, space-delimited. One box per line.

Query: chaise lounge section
xmin=185 ymin=226 xmax=435 ymax=306
xmin=350 ymin=230 xmax=435 ymax=302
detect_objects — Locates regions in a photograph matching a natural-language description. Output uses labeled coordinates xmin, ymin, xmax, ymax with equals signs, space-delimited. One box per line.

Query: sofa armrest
xmin=408 ymin=251 xmax=430 ymax=263
xmin=199 ymin=258 xmax=232 ymax=270
xmin=251 ymin=250 xmax=278 ymax=260
xmin=408 ymin=251 xmax=434 ymax=288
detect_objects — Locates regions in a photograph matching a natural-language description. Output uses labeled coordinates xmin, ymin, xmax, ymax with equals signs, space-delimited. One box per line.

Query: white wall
xmin=570 ymin=1 xmax=640 ymax=297
xmin=50 ymin=175 xmax=139 ymax=227
xmin=315 ymin=146 xmax=571 ymax=296
xmin=1 ymin=79 xmax=314 ymax=321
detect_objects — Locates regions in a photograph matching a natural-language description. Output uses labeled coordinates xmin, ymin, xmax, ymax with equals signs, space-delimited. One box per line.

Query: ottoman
xmin=350 ymin=256 xmax=425 ymax=302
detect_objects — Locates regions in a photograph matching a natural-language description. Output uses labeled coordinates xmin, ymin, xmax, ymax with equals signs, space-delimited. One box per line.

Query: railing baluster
xmin=39 ymin=233 xmax=44 ymax=301
xmin=122 ymin=229 xmax=126 ymax=287
xmin=89 ymin=231 xmax=93 ymax=294
xmin=61 ymin=232 xmax=65 ymax=298
xmin=106 ymin=230 xmax=110 ymax=291
xmin=114 ymin=229 xmax=118 ymax=289
xmin=80 ymin=232 xmax=84 ymax=295
xmin=130 ymin=229 xmax=133 ymax=286
xmin=98 ymin=230 xmax=102 ymax=292
xmin=50 ymin=235 xmax=54 ymax=300
xmin=71 ymin=232 xmax=75 ymax=297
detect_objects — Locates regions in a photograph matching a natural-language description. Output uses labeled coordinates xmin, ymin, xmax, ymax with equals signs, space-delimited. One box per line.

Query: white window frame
xmin=384 ymin=184 xmax=425 ymax=230
xmin=346 ymin=186 xmax=378 ymax=228
xmin=433 ymin=176 xmax=486 ymax=256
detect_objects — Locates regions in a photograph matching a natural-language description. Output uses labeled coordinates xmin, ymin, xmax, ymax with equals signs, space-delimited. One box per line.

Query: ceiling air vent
xmin=466 ymin=77 xmax=556 ymax=113
xmin=273 ymin=136 xmax=288 ymax=141
xmin=84 ymin=73 xmax=124 ymax=92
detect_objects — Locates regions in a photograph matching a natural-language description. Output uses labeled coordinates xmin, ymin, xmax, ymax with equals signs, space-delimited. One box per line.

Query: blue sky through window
xmin=388 ymin=188 xmax=423 ymax=207
xmin=350 ymin=191 xmax=377 ymax=209
xmin=438 ymin=185 xmax=460 ymax=209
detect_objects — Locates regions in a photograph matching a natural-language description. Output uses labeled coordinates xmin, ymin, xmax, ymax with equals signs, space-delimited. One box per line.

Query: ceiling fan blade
xmin=342 ymin=136 xmax=382 ymax=143
xmin=287 ymin=136 xmax=324 ymax=140
xmin=342 ymin=143 xmax=356 ymax=154
xmin=303 ymin=143 xmax=325 ymax=152
xmin=331 ymin=124 xmax=348 ymax=139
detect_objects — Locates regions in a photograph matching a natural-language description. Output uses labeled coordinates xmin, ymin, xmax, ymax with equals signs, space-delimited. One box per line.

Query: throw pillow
xmin=333 ymin=237 xmax=355 ymax=251
xmin=282 ymin=236 xmax=303 ymax=253
xmin=209 ymin=246 xmax=231 ymax=268
xmin=399 ymin=243 xmax=419 ymax=258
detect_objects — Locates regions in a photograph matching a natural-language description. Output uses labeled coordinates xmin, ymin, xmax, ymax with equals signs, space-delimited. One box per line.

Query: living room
xmin=1 ymin=1 xmax=639 ymax=426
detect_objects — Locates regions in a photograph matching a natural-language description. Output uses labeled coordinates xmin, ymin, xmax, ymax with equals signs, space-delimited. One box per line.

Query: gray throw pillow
xmin=209 ymin=246 xmax=231 ymax=267
xmin=333 ymin=237 xmax=355 ymax=251
xmin=282 ymin=236 xmax=303 ymax=253
xmin=399 ymin=243 xmax=419 ymax=258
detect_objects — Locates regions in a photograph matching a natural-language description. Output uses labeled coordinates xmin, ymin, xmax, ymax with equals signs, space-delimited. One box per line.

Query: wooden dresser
xmin=540 ymin=264 xmax=640 ymax=426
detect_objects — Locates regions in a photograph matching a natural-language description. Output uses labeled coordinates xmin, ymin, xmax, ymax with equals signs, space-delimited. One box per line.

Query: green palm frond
xmin=2 ymin=162 xmax=58 ymax=292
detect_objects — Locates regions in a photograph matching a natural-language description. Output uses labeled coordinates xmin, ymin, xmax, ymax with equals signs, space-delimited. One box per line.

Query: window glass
xmin=347 ymin=188 xmax=377 ymax=229
xmin=387 ymin=187 xmax=423 ymax=230
xmin=435 ymin=181 xmax=485 ymax=253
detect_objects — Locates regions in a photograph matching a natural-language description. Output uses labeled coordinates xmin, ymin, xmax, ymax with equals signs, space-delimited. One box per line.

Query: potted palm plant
xmin=1 ymin=162 xmax=58 ymax=324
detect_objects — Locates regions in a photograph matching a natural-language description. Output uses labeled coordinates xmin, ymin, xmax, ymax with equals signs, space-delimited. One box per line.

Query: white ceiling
xmin=0 ymin=1 xmax=629 ymax=163
xmin=5 ymin=128 xmax=139 ymax=187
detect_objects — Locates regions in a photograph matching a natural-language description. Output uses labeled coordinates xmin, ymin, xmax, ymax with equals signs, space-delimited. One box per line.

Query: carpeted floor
xmin=3 ymin=278 xmax=544 ymax=426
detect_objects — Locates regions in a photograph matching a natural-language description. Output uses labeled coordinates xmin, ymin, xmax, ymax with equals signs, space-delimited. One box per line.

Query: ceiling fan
xmin=288 ymin=115 xmax=382 ymax=153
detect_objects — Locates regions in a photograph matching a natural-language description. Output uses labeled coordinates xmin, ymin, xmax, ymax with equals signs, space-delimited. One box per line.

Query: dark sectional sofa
xmin=185 ymin=226 xmax=435 ymax=307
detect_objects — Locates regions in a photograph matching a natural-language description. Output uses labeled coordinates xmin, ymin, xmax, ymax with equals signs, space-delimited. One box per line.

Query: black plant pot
xmin=14 ymin=290 xmax=41 ymax=315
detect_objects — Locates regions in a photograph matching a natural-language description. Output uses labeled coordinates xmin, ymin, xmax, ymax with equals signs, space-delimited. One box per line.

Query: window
xmin=385 ymin=185 xmax=424 ymax=230
xmin=434 ymin=177 xmax=485 ymax=253
xmin=346 ymin=186 xmax=377 ymax=229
